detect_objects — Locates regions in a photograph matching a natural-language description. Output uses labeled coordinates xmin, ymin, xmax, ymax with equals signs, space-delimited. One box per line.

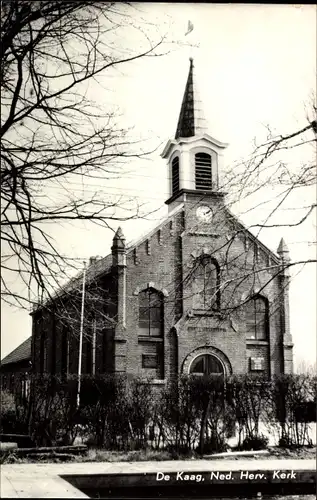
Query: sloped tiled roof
xmin=34 ymin=205 xmax=185 ymax=312
xmin=1 ymin=336 xmax=31 ymax=366
xmin=58 ymin=253 xmax=113 ymax=297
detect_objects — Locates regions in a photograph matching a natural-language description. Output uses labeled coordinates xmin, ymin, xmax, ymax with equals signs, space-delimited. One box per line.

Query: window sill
xmin=246 ymin=340 xmax=269 ymax=345
xmin=138 ymin=336 xmax=163 ymax=343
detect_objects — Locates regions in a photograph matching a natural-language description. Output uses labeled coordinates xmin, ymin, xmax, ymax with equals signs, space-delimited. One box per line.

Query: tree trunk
xmin=199 ymin=392 xmax=213 ymax=455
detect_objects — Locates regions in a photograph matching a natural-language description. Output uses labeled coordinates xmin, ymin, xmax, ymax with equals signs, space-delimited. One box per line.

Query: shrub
xmin=24 ymin=372 xmax=316 ymax=452
xmin=241 ymin=434 xmax=269 ymax=451
xmin=157 ymin=376 xmax=205 ymax=452
xmin=278 ymin=436 xmax=293 ymax=448
xmin=0 ymin=389 xmax=28 ymax=434
xmin=228 ymin=374 xmax=271 ymax=448
xmin=78 ymin=374 xmax=130 ymax=449
xmin=266 ymin=374 xmax=316 ymax=447
xmin=198 ymin=434 xmax=229 ymax=454
xmin=125 ymin=378 xmax=154 ymax=450
xmin=1 ymin=390 xmax=15 ymax=413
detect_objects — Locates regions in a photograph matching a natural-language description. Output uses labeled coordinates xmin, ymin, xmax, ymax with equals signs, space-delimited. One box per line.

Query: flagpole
xmin=77 ymin=261 xmax=86 ymax=409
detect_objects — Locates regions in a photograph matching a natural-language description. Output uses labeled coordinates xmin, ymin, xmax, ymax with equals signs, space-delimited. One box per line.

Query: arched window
xmin=245 ymin=295 xmax=269 ymax=340
xmin=171 ymin=156 xmax=180 ymax=196
xmin=193 ymin=256 xmax=220 ymax=311
xmin=195 ymin=153 xmax=212 ymax=190
xmin=190 ymin=354 xmax=223 ymax=376
xmin=139 ymin=288 xmax=163 ymax=336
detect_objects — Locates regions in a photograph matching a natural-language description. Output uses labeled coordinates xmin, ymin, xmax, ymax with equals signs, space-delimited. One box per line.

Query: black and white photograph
xmin=0 ymin=2 xmax=316 ymax=499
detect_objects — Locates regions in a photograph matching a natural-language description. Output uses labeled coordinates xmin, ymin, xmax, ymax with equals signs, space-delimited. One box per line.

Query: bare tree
xmin=223 ymin=106 xmax=317 ymax=235
xmin=146 ymin=110 xmax=317 ymax=344
xmin=1 ymin=1 xmax=173 ymax=309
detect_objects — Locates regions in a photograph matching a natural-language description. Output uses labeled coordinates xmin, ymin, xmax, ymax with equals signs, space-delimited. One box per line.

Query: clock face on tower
xmin=196 ymin=205 xmax=213 ymax=222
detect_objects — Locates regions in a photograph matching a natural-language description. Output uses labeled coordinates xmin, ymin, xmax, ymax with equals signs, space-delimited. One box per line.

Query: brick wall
xmin=32 ymin=192 xmax=291 ymax=380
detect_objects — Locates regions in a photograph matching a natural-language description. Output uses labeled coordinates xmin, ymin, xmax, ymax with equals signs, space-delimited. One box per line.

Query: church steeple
xmin=175 ymin=58 xmax=208 ymax=139
xmin=161 ymin=58 xmax=228 ymax=211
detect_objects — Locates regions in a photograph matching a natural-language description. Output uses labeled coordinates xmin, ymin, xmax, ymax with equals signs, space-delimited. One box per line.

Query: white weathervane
xmin=185 ymin=20 xmax=194 ymax=36
xmin=184 ymin=20 xmax=200 ymax=58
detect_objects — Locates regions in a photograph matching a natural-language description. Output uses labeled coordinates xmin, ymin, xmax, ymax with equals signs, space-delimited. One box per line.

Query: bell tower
xmin=161 ymin=58 xmax=228 ymax=214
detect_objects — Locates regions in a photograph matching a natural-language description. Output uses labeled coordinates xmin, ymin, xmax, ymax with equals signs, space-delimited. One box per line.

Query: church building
xmin=31 ymin=59 xmax=293 ymax=382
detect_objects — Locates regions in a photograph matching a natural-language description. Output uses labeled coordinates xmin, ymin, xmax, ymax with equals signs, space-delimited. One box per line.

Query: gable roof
xmin=33 ymin=204 xmax=185 ymax=313
xmin=126 ymin=203 xmax=184 ymax=253
xmin=59 ymin=253 xmax=113 ymax=297
xmin=1 ymin=337 xmax=31 ymax=366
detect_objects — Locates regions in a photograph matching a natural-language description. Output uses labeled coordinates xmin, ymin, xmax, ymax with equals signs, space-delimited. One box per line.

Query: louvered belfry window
xmin=172 ymin=157 xmax=180 ymax=196
xmin=195 ymin=153 xmax=212 ymax=190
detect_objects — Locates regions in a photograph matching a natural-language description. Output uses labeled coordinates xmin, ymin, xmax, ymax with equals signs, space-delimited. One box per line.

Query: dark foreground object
xmin=65 ymin=483 xmax=316 ymax=499
xmin=62 ymin=471 xmax=316 ymax=499
xmin=0 ymin=434 xmax=35 ymax=448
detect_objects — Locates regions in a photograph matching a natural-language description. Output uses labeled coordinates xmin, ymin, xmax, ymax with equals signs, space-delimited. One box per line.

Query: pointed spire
xmin=114 ymin=227 xmax=125 ymax=240
xmin=112 ymin=227 xmax=126 ymax=250
xmin=277 ymin=237 xmax=290 ymax=259
xmin=175 ymin=58 xmax=208 ymax=139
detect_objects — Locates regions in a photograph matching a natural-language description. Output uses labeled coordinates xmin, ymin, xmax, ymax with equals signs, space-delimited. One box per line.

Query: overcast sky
xmin=1 ymin=3 xmax=316 ymax=370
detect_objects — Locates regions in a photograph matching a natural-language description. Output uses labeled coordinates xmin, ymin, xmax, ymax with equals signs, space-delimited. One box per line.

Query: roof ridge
xmin=225 ymin=207 xmax=280 ymax=262
xmin=126 ymin=204 xmax=184 ymax=252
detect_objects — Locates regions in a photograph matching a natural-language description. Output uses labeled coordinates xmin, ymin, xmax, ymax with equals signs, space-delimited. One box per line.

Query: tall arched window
xmin=190 ymin=354 xmax=223 ymax=376
xmin=245 ymin=295 xmax=269 ymax=340
xmin=195 ymin=153 xmax=212 ymax=190
xmin=193 ymin=256 xmax=220 ymax=311
xmin=171 ymin=156 xmax=180 ymax=196
xmin=139 ymin=288 xmax=163 ymax=336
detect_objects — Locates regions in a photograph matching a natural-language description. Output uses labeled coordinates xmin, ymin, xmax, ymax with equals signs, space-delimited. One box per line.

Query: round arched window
xmin=190 ymin=354 xmax=223 ymax=376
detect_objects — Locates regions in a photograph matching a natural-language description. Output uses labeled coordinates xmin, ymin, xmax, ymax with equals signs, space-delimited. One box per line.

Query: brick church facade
xmin=31 ymin=59 xmax=293 ymax=381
